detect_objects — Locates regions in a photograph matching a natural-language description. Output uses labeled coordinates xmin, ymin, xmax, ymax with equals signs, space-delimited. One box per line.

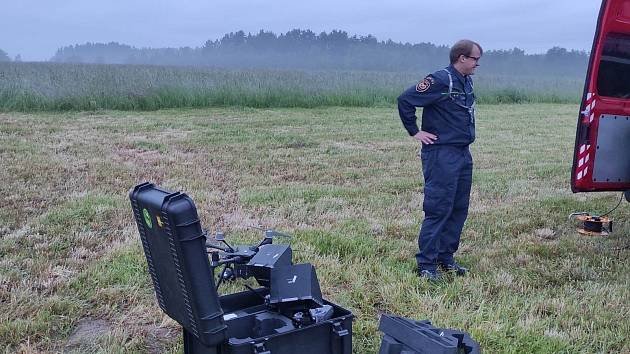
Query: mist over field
xmin=0 ymin=29 xmax=590 ymax=112
xmin=46 ymin=30 xmax=589 ymax=75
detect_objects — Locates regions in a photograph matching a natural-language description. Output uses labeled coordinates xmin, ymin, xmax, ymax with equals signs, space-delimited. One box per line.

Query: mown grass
xmin=0 ymin=104 xmax=628 ymax=353
xmin=0 ymin=62 xmax=582 ymax=112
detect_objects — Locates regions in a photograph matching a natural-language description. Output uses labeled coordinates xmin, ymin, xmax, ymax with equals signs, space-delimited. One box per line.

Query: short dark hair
xmin=449 ymin=40 xmax=483 ymax=64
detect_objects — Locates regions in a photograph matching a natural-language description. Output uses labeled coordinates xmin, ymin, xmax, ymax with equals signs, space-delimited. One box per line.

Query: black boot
xmin=439 ymin=262 xmax=468 ymax=276
xmin=417 ymin=268 xmax=443 ymax=282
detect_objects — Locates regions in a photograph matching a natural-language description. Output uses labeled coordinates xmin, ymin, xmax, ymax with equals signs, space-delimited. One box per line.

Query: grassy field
xmin=0 ymin=104 xmax=628 ymax=353
xmin=0 ymin=62 xmax=583 ymax=111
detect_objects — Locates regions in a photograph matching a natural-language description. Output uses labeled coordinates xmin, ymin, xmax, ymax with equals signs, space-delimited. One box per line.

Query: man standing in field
xmin=397 ymin=39 xmax=482 ymax=281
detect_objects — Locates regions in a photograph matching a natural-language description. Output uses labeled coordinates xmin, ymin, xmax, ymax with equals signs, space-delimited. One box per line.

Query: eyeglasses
xmin=464 ymin=55 xmax=481 ymax=62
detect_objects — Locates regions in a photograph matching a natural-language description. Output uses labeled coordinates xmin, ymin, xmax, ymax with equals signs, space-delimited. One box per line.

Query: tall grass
xmin=0 ymin=62 xmax=583 ymax=111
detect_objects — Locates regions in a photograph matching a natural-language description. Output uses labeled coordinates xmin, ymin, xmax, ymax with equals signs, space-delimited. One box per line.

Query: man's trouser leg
xmin=416 ymin=146 xmax=463 ymax=271
xmin=438 ymin=148 xmax=473 ymax=265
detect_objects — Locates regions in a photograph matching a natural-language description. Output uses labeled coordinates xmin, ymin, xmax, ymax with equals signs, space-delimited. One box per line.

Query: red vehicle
xmin=572 ymin=0 xmax=630 ymax=203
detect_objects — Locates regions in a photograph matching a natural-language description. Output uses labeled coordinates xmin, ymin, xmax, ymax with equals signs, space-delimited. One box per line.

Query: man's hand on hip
xmin=413 ymin=131 xmax=438 ymax=145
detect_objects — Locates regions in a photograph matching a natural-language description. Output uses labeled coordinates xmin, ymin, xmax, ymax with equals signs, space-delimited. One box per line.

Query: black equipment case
xmin=378 ymin=315 xmax=480 ymax=354
xmin=130 ymin=183 xmax=353 ymax=354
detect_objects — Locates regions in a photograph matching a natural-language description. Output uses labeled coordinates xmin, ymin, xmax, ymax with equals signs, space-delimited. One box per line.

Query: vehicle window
xmin=597 ymin=33 xmax=630 ymax=98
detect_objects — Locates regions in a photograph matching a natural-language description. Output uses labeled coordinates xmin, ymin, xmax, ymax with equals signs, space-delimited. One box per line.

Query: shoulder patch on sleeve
xmin=416 ymin=76 xmax=434 ymax=93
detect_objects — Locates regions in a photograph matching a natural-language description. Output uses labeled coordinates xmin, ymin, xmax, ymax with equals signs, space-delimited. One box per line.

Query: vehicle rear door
xmin=572 ymin=0 xmax=630 ymax=192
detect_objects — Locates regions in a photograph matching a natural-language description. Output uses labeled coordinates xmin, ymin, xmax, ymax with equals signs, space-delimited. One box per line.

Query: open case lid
xmin=129 ymin=182 xmax=227 ymax=347
xmin=572 ymin=0 xmax=630 ymax=192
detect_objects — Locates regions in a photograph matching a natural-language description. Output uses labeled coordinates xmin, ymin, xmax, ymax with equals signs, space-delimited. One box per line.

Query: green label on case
xmin=143 ymin=208 xmax=153 ymax=229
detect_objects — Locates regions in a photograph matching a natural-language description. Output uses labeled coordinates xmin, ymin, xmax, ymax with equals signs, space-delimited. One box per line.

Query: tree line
xmin=0 ymin=49 xmax=11 ymax=62
xmin=47 ymin=29 xmax=589 ymax=75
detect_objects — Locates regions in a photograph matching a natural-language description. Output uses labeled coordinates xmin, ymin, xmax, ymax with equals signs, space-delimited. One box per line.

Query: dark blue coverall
xmin=397 ymin=64 xmax=475 ymax=272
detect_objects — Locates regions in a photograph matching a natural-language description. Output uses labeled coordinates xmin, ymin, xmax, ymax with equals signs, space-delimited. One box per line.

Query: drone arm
xmin=218 ymin=256 xmax=244 ymax=265
xmin=206 ymin=244 xmax=229 ymax=252
xmin=255 ymin=237 xmax=273 ymax=249
xmin=221 ymin=240 xmax=235 ymax=252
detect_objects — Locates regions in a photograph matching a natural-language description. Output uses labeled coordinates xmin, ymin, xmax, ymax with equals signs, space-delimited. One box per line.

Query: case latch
xmin=332 ymin=321 xmax=349 ymax=337
xmin=252 ymin=341 xmax=270 ymax=354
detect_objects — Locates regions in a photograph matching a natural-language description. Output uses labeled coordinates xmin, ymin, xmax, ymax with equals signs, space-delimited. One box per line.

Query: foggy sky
xmin=1 ymin=0 xmax=602 ymax=61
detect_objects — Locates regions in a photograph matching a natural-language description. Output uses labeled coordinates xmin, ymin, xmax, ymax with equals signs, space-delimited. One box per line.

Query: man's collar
xmin=447 ymin=64 xmax=467 ymax=83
